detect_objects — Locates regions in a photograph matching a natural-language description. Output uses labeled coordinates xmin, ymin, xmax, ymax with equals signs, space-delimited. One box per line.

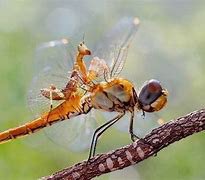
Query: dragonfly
xmin=0 ymin=17 xmax=168 ymax=160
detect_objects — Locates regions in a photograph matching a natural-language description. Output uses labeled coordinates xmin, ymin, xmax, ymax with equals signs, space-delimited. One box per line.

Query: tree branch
xmin=41 ymin=108 xmax=205 ymax=180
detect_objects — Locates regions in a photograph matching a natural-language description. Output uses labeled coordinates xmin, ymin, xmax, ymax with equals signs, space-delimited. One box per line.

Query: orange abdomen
xmin=0 ymin=94 xmax=88 ymax=144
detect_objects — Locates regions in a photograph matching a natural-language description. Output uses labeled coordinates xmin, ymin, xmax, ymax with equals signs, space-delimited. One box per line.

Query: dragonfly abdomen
xmin=0 ymin=95 xmax=93 ymax=144
xmin=0 ymin=117 xmax=46 ymax=144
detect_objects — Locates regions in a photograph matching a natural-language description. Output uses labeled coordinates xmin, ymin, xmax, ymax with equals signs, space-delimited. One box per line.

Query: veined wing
xmin=43 ymin=17 xmax=141 ymax=150
xmin=91 ymin=17 xmax=140 ymax=80
xmin=44 ymin=109 xmax=99 ymax=152
xmin=27 ymin=17 xmax=140 ymax=151
xmin=102 ymin=109 xmax=164 ymax=138
xmin=87 ymin=17 xmax=142 ymax=139
xmin=114 ymin=112 xmax=164 ymax=136
xmin=27 ymin=38 xmax=98 ymax=151
xmin=27 ymin=38 xmax=75 ymax=118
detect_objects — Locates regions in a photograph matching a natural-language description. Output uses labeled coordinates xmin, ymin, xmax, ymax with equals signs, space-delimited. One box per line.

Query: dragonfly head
xmin=138 ymin=79 xmax=168 ymax=113
xmin=78 ymin=41 xmax=91 ymax=56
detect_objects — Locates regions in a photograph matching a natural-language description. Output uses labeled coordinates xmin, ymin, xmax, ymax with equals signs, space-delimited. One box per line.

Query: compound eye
xmin=138 ymin=79 xmax=163 ymax=111
xmin=147 ymin=80 xmax=162 ymax=93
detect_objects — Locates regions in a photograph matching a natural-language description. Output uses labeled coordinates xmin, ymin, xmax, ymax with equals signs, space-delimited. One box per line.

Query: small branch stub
xmin=41 ymin=109 xmax=205 ymax=180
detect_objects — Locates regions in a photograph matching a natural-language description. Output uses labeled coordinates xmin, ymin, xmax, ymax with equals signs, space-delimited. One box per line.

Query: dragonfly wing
xmin=92 ymin=17 xmax=140 ymax=80
xmin=100 ymin=87 xmax=162 ymax=138
xmin=27 ymin=38 xmax=98 ymax=151
xmin=114 ymin=112 xmax=161 ymax=137
xmin=27 ymin=39 xmax=75 ymax=118
xmin=44 ymin=109 xmax=99 ymax=152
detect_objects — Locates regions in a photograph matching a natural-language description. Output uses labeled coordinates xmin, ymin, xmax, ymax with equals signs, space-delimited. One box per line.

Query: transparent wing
xmin=44 ymin=109 xmax=99 ymax=152
xmin=27 ymin=17 xmax=140 ymax=151
xmin=115 ymin=112 xmax=162 ymax=136
xmin=27 ymin=39 xmax=101 ymax=151
xmin=27 ymin=38 xmax=96 ymax=151
xmin=102 ymin=110 xmax=163 ymax=138
xmin=92 ymin=17 xmax=140 ymax=80
xmin=27 ymin=38 xmax=75 ymax=118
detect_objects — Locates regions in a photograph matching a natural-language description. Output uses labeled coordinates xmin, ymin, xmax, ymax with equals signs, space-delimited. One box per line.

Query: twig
xmin=41 ymin=108 xmax=205 ymax=180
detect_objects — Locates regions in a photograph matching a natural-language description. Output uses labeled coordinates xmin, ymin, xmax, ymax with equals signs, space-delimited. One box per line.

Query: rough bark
xmin=41 ymin=108 xmax=205 ymax=180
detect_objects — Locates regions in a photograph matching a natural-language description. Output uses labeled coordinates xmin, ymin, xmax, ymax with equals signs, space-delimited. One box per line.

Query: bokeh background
xmin=0 ymin=0 xmax=205 ymax=179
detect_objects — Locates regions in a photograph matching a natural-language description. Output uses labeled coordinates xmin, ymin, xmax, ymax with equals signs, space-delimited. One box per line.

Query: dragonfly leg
xmin=45 ymin=87 xmax=54 ymax=126
xmin=41 ymin=84 xmax=65 ymax=100
xmin=141 ymin=110 xmax=145 ymax=119
xmin=129 ymin=111 xmax=141 ymax=142
xmin=129 ymin=111 xmax=156 ymax=154
xmin=88 ymin=113 xmax=124 ymax=161
xmin=49 ymin=87 xmax=53 ymax=109
xmin=45 ymin=85 xmax=64 ymax=125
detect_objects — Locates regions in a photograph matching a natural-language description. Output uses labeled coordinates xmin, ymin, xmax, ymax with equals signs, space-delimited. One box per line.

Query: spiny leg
xmin=41 ymin=84 xmax=65 ymax=124
xmin=92 ymin=114 xmax=124 ymax=157
xmin=129 ymin=111 xmax=156 ymax=156
xmin=129 ymin=110 xmax=140 ymax=142
xmin=45 ymin=86 xmax=54 ymax=125
xmin=45 ymin=85 xmax=64 ymax=124
xmin=88 ymin=113 xmax=124 ymax=161
xmin=88 ymin=115 xmax=119 ymax=161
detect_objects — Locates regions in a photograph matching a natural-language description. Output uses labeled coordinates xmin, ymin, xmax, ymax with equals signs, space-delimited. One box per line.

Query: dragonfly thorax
xmin=90 ymin=78 xmax=137 ymax=112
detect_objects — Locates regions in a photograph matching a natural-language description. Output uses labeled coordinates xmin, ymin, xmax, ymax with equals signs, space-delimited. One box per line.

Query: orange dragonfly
xmin=0 ymin=17 xmax=168 ymax=159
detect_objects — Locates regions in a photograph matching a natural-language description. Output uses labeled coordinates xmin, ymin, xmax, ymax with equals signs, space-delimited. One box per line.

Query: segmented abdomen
xmin=0 ymin=95 xmax=92 ymax=144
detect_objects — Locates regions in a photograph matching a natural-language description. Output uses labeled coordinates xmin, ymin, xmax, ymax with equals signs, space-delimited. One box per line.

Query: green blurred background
xmin=0 ymin=0 xmax=205 ymax=179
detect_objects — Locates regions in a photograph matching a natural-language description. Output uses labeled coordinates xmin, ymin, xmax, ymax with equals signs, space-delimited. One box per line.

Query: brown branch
xmin=41 ymin=108 xmax=205 ymax=180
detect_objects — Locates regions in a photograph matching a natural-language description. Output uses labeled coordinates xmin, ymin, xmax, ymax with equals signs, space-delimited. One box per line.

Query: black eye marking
xmin=80 ymin=43 xmax=83 ymax=46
